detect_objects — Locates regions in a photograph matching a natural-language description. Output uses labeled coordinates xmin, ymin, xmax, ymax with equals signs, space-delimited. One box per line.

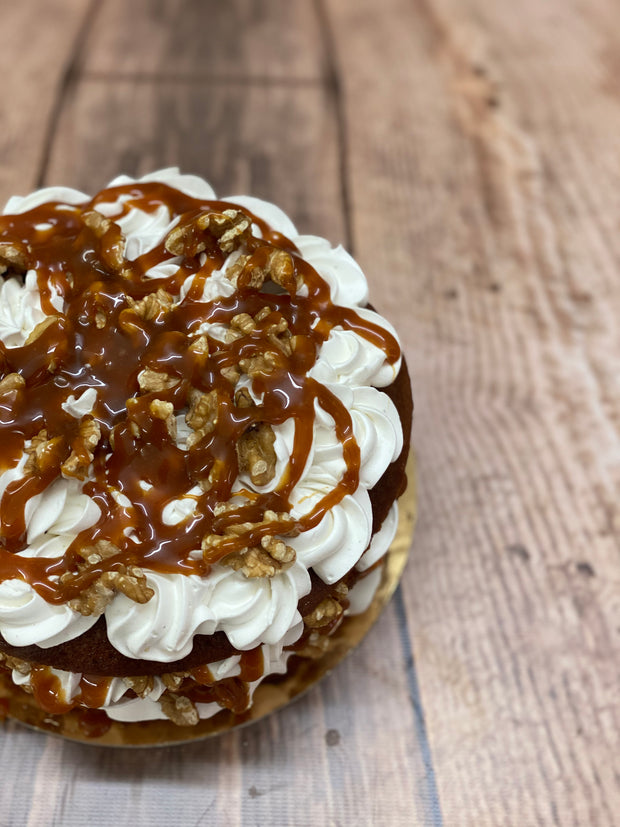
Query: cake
xmin=0 ymin=169 xmax=412 ymax=733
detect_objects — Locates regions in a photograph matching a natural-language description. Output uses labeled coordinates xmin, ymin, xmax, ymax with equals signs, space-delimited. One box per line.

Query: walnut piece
xmin=260 ymin=534 xmax=296 ymax=564
xmin=159 ymin=693 xmax=200 ymax=727
xmin=76 ymin=539 xmax=120 ymax=566
xmin=237 ymin=424 xmax=276 ymax=486
xmin=221 ymin=546 xmax=283 ymax=578
xmin=82 ymin=210 xmax=126 ymax=273
xmin=230 ymin=313 xmax=256 ymax=335
xmin=162 ymin=672 xmax=186 ymax=692
xmin=60 ymin=560 xmax=155 ymax=617
xmin=238 ymin=352 xmax=278 ymax=378
xmin=0 ymin=373 xmax=25 ymax=394
xmin=225 ymin=253 xmax=267 ymax=289
xmin=229 ymin=307 xmax=292 ymax=355
xmin=149 ymin=398 xmax=176 ymax=438
xmin=0 ymin=241 xmax=31 ymax=275
xmin=124 ymin=675 xmax=155 ymax=699
xmin=24 ymin=429 xmax=66 ymax=475
xmin=213 ymin=529 xmax=296 ymax=579
xmin=225 ymin=247 xmax=301 ymax=294
xmin=138 ymin=368 xmax=179 ymax=393
xmin=188 ymin=334 xmax=209 ymax=356
xmin=220 ymin=365 xmax=241 ymax=385
xmin=185 ymin=388 xmax=218 ymax=449
xmin=165 ymin=209 xmax=251 ymax=258
xmin=61 ymin=417 xmax=101 ymax=480
xmin=303 ymin=597 xmax=344 ymax=629
xmin=234 ymin=387 xmax=254 ymax=409
xmin=267 ymin=249 xmax=300 ymax=294
xmin=0 ymin=653 xmax=32 ymax=676
xmin=126 ymin=288 xmax=174 ymax=321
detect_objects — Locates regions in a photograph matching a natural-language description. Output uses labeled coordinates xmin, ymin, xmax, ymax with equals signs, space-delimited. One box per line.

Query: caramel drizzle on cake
xmin=0 ymin=183 xmax=400 ymax=606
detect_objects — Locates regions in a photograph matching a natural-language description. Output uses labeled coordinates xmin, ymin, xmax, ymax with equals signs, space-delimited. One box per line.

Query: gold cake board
xmin=0 ymin=456 xmax=417 ymax=747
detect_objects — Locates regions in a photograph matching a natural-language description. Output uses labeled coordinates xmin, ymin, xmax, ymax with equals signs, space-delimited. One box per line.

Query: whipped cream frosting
xmin=0 ymin=169 xmax=404 ymax=721
xmin=10 ymin=638 xmax=293 ymax=724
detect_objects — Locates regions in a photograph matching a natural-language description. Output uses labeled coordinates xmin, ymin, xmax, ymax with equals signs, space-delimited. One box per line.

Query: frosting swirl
xmin=0 ymin=169 xmax=403 ymax=668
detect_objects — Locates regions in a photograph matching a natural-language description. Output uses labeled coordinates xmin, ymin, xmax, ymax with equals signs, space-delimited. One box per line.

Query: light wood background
xmin=1 ymin=1 xmax=619 ymax=825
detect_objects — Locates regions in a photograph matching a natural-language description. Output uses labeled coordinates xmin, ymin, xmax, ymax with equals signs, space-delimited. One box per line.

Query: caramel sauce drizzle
xmin=28 ymin=666 xmax=111 ymax=715
xmin=0 ymin=645 xmax=263 ymax=718
xmin=0 ymin=182 xmax=400 ymax=604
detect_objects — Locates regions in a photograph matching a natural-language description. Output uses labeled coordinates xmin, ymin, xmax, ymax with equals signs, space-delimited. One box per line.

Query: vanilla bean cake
xmin=0 ymin=170 xmax=412 ymax=734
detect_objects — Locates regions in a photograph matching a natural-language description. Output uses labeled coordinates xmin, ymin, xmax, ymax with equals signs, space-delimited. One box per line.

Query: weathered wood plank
xmin=0 ymin=0 xmax=93 ymax=203
xmin=43 ymin=77 xmax=345 ymax=242
xmin=81 ymin=0 xmax=325 ymax=81
xmin=325 ymin=0 xmax=620 ymax=824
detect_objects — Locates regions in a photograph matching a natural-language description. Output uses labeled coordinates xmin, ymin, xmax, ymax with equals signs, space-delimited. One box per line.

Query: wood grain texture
xmin=1 ymin=0 xmax=619 ymax=824
xmin=0 ymin=0 xmax=94 ymax=198
xmin=324 ymin=0 xmax=620 ymax=823
xmin=81 ymin=0 xmax=325 ymax=81
xmin=44 ymin=78 xmax=345 ymax=242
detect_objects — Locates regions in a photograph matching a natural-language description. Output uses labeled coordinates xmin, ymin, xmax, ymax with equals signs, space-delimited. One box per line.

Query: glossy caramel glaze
xmin=0 ymin=182 xmax=400 ymax=606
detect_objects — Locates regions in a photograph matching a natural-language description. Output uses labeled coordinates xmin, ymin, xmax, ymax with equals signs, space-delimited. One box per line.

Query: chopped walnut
xmin=213 ymin=500 xmax=241 ymax=518
xmin=220 ymin=365 xmax=241 ymax=385
xmin=253 ymin=307 xmax=272 ymax=323
xmin=64 ymin=560 xmax=154 ymax=617
xmin=95 ymin=310 xmax=107 ymax=329
xmin=0 ymin=373 xmax=25 ymax=394
xmin=124 ymin=675 xmax=155 ymax=699
xmin=162 ymin=672 xmax=186 ymax=691
xmin=138 ymin=368 xmax=179 ymax=393
xmin=0 ymin=653 xmax=31 ymax=676
xmin=260 ymin=534 xmax=296 ymax=564
xmin=76 ymin=539 xmax=120 ymax=567
xmin=24 ymin=429 xmax=66 ymax=475
xmin=237 ymin=424 xmax=276 ymax=486
xmin=238 ymin=352 xmax=278 ymax=378
xmin=150 ymin=398 xmax=176 ymax=438
xmin=229 ymin=308 xmax=291 ymax=354
xmin=24 ymin=315 xmax=60 ymax=346
xmin=165 ymin=209 xmax=251 ymax=258
xmin=188 ymin=334 xmax=209 ymax=356
xmin=221 ymin=546 xmax=282 ymax=578
xmin=185 ymin=389 xmax=218 ymax=449
xmin=159 ymin=693 xmax=199 ymax=727
xmin=61 ymin=417 xmax=101 ymax=480
xmin=82 ymin=210 xmax=126 ymax=273
xmin=266 ymin=315 xmax=292 ymax=356
xmin=234 ymin=387 xmax=254 ymax=409
xmin=126 ymin=288 xmax=174 ymax=321
xmin=230 ymin=313 xmax=256 ymax=335
xmin=303 ymin=597 xmax=344 ymax=629
xmin=226 ymin=253 xmax=267 ymax=289
xmin=0 ymin=241 xmax=31 ymax=275
xmin=267 ymin=249 xmax=300 ymax=294
xmin=212 ymin=528 xmax=296 ymax=579
xmin=226 ymin=248 xmax=301 ymax=294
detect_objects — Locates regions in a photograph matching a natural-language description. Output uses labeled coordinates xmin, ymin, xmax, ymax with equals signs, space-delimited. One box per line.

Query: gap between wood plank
xmin=394 ymin=585 xmax=445 ymax=827
xmin=80 ymin=71 xmax=322 ymax=87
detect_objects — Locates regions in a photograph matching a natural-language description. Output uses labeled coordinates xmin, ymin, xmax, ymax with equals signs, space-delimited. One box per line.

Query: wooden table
xmin=1 ymin=1 xmax=618 ymax=824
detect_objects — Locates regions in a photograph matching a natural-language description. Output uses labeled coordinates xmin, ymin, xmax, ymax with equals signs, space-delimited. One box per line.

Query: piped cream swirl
xmin=0 ymin=169 xmax=404 ymax=667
